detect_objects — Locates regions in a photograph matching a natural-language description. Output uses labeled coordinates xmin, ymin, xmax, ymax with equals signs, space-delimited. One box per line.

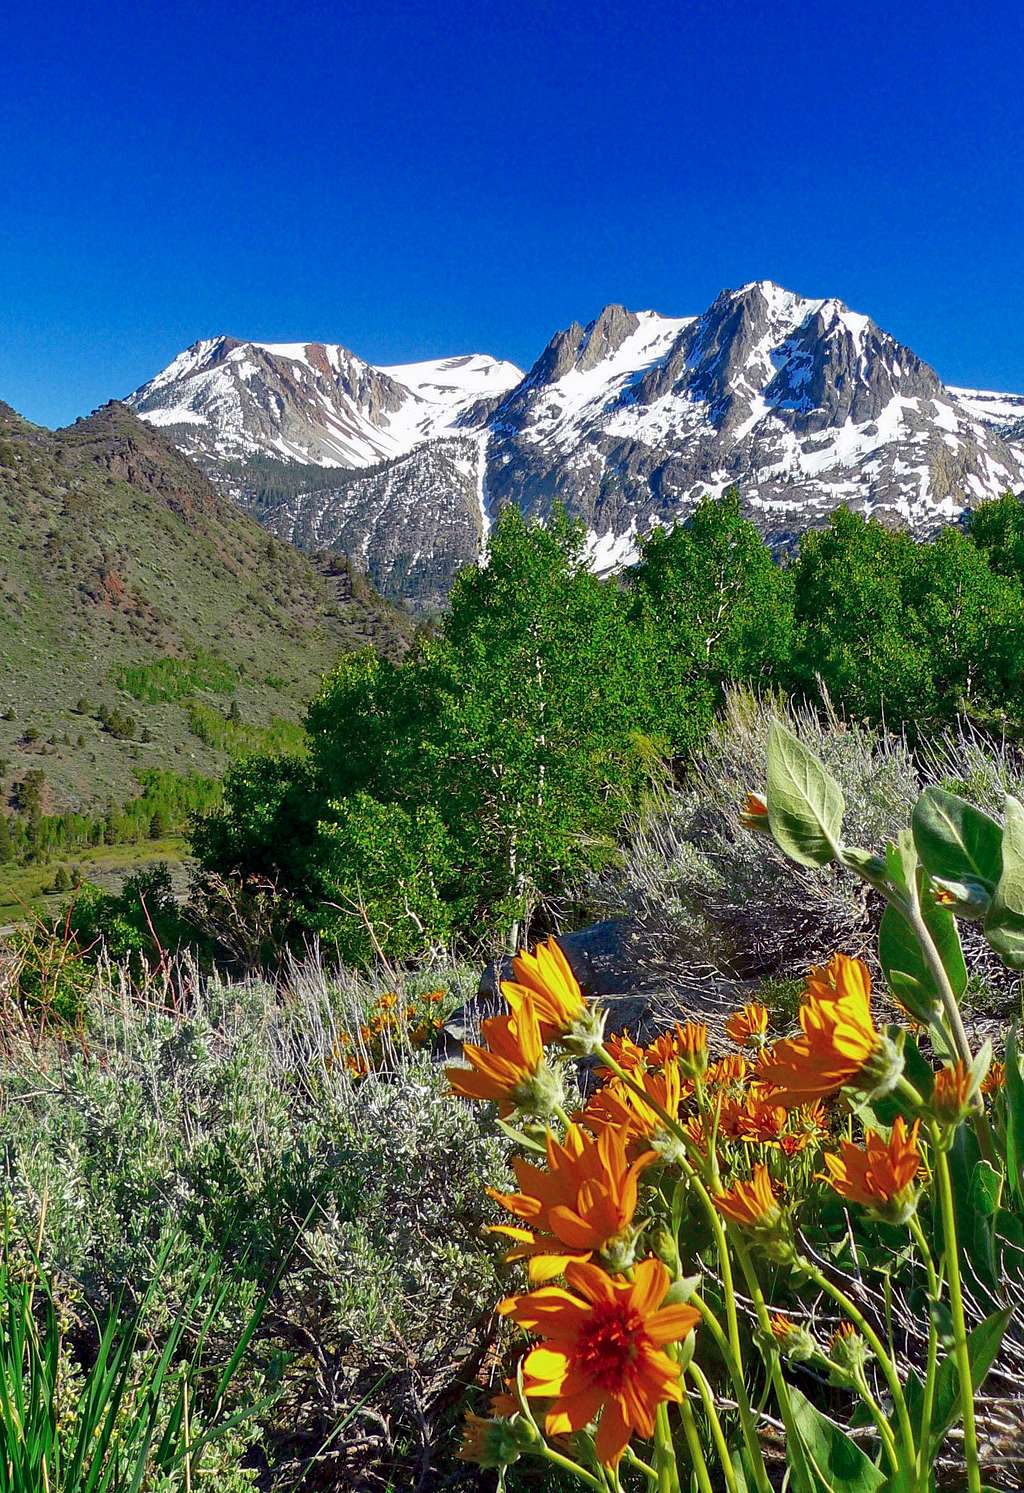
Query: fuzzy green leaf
xmin=912 ymin=787 xmax=1003 ymax=891
xmin=878 ymin=881 xmax=966 ymax=1021
xmin=985 ymin=795 xmax=1024 ymax=969
xmin=788 ymin=1386 xmax=885 ymax=1492
xmin=765 ymin=722 xmax=844 ymax=868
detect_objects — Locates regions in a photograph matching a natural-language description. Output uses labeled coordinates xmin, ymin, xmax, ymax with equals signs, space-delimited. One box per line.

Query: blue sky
xmin=3 ymin=0 xmax=1023 ymax=428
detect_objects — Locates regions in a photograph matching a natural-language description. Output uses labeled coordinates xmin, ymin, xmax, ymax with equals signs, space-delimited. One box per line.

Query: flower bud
xmin=841 ymin=847 xmax=889 ymax=885
xmin=600 ymin=1229 xmax=640 ymax=1274
xmin=828 ymin=1323 xmax=871 ymax=1383
xmin=649 ymin=1225 xmax=681 ymax=1274
xmin=560 ymin=1002 xmax=609 ymax=1058
xmin=650 ymin=1128 xmax=690 ymax=1167
xmin=457 ymin=1411 xmax=536 ymax=1468
xmin=763 ymin=1314 xmax=818 ymax=1364
xmin=511 ymin=1060 xmax=565 ymax=1120
xmin=930 ymin=876 xmax=992 ymax=921
xmin=663 ymin=1273 xmax=703 ymax=1305
xmin=854 ymin=1029 xmax=905 ymax=1104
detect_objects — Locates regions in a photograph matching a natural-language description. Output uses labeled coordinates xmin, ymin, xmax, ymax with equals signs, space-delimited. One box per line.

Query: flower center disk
xmin=576 ymin=1302 xmax=643 ymax=1392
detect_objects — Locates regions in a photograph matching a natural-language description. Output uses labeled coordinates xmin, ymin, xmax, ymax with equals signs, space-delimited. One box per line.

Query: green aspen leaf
xmin=787 ymin=1386 xmax=885 ymax=1492
xmin=912 ymin=787 xmax=1003 ymax=891
xmin=765 ymin=722 xmax=844 ymax=868
xmin=985 ymin=795 xmax=1024 ymax=969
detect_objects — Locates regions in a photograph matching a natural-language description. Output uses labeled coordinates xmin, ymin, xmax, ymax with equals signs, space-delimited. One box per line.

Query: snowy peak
xmin=486 ymin=279 xmax=1024 ymax=568
xmin=124 ymin=283 xmax=1024 ymax=610
xmin=128 ymin=337 xmax=522 ymax=468
xmin=375 ymin=353 xmax=522 ymax=437
xmin=522 ymin=304 xmax=690 ymax=389
xmin=496 ymin=306 xmax=693 ymax=452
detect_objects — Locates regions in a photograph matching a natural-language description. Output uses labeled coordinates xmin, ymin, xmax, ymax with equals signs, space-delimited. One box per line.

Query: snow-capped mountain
xmin=127 ymin=284 xmax=1024 ymax=608
xmin=128 ymin=338 xmax=522 ymax=467
xmin=487 ymin=283 xmax=1024 ymax=557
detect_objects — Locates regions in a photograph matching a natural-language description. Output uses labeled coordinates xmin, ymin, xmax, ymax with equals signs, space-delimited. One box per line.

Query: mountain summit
xmin=129 ymin=338 xmax=522 ymax=467
xmin=127 ymin=283 xmax=1024 ymax=606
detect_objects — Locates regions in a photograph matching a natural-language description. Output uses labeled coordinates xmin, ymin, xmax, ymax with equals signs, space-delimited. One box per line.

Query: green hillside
xmin=0 ymin=400 xmax=411 ymax=819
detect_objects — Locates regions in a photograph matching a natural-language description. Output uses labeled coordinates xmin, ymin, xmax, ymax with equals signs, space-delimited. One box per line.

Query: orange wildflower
xmin=932 ymin=1060 xmax=975 ymax=1123
xmin=757 ymin=954 xmax=883 ymax=1108
xmin=499 ymin=1258 xmax=699 ymax=1465
xmin=706 ymin=1053 xmax=750 ymax=1088
xmin=737 ymin=1098 xmax=789 ymax=1146
xmin=769 ymin=1313 xmax=794 ymax=1342
xmin=643 ymin=1030 xmax=680 ymax=1070
xmin=447 ymin=999 xmax=558 ymax=1117
xmin=457 ymin=1409 xmax=531 ymax=1468
xmin=714 ymin=1164 xmax=784 ymax=1231
xmin=489 ymin=1124 xmax=655 ymax=1281
xmin=725 ymin=1002 xmax=769 ymax=1048
xmin=822 ymin=1116 xmax=922 ymax=1220
xmin=712 ymin=1094 xmax=748 ymax=1141
xmin=502 ymin=936 xmax=587 ymax=1038
xmin=739 ymin=791 xmax=770 ymax=831
xmin=604 ymin=1031 xmax=647 ymax=1072
xmin=982 ymin=1061 xmax=1006 ymax=1096
xmin=674 ymin=1021 xmax=709 ymax=1077
xmin=581 ymin=1061 xmax=686 ymax=1148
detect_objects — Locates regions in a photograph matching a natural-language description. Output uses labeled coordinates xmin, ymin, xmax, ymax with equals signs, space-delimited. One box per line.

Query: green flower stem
xmin=897 ymin=1074 xmax=926 ymax=1110
xmin=675 ymin=1394 xmax=711 ymax=1493
xmin=653 ymin=1400 xmax=682 ymax=1493
xmin=908 ymin=1209 xmax=942 ymax=1493
xmin=594 ymin=1046 xmax=777 ymax=1493
xmin=687 ymin=1362 xmax=740 ymax=1493
xmin=731 ymin=1235 xmax=817 ymax=1493
xmin=622 ymin=1443 xmax=659 ymax=1484
xmin=851 ymin=1368 xmax=900 ymax=1473
xmin=512 ymin=1374 xmax=607 ymax=1491
xmin=535 ymin=1440 xmax=606 ymax=1490
xmin=934 ymin=1138 xmax=982 ymax=1493
xmin=692 ymin=1292 xmax=773 ymax=1493
xmin=595 ymin=1045 xmax=747 ymax=1362
xmin=896 ymin=885 xmax=996 ymax=1164
xmin=799 ymin=1260 xmax=916 ymax=1471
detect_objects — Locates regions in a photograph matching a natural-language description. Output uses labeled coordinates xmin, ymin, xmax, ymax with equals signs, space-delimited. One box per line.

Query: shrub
xmin=0 ymin=950 xmax=504 ymax=1488
xmin=588 ymin=690 xmax=1024 ymax=1022
xmin=116 ymin=650 xmax=238 ymax=704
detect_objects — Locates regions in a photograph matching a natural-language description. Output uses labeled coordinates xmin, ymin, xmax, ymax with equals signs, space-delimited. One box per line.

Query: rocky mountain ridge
xmin=127 ymin=282 xmax=1024 ymax=607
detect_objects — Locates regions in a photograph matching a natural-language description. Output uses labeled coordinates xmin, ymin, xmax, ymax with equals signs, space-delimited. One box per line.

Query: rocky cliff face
xmin=128 ymin=283 xmax=1024 ymax=605
xmin=486 ymin=282 xmax=1024 ymax=562
xmin=261 ymin=436 xmax=485 ymax=609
